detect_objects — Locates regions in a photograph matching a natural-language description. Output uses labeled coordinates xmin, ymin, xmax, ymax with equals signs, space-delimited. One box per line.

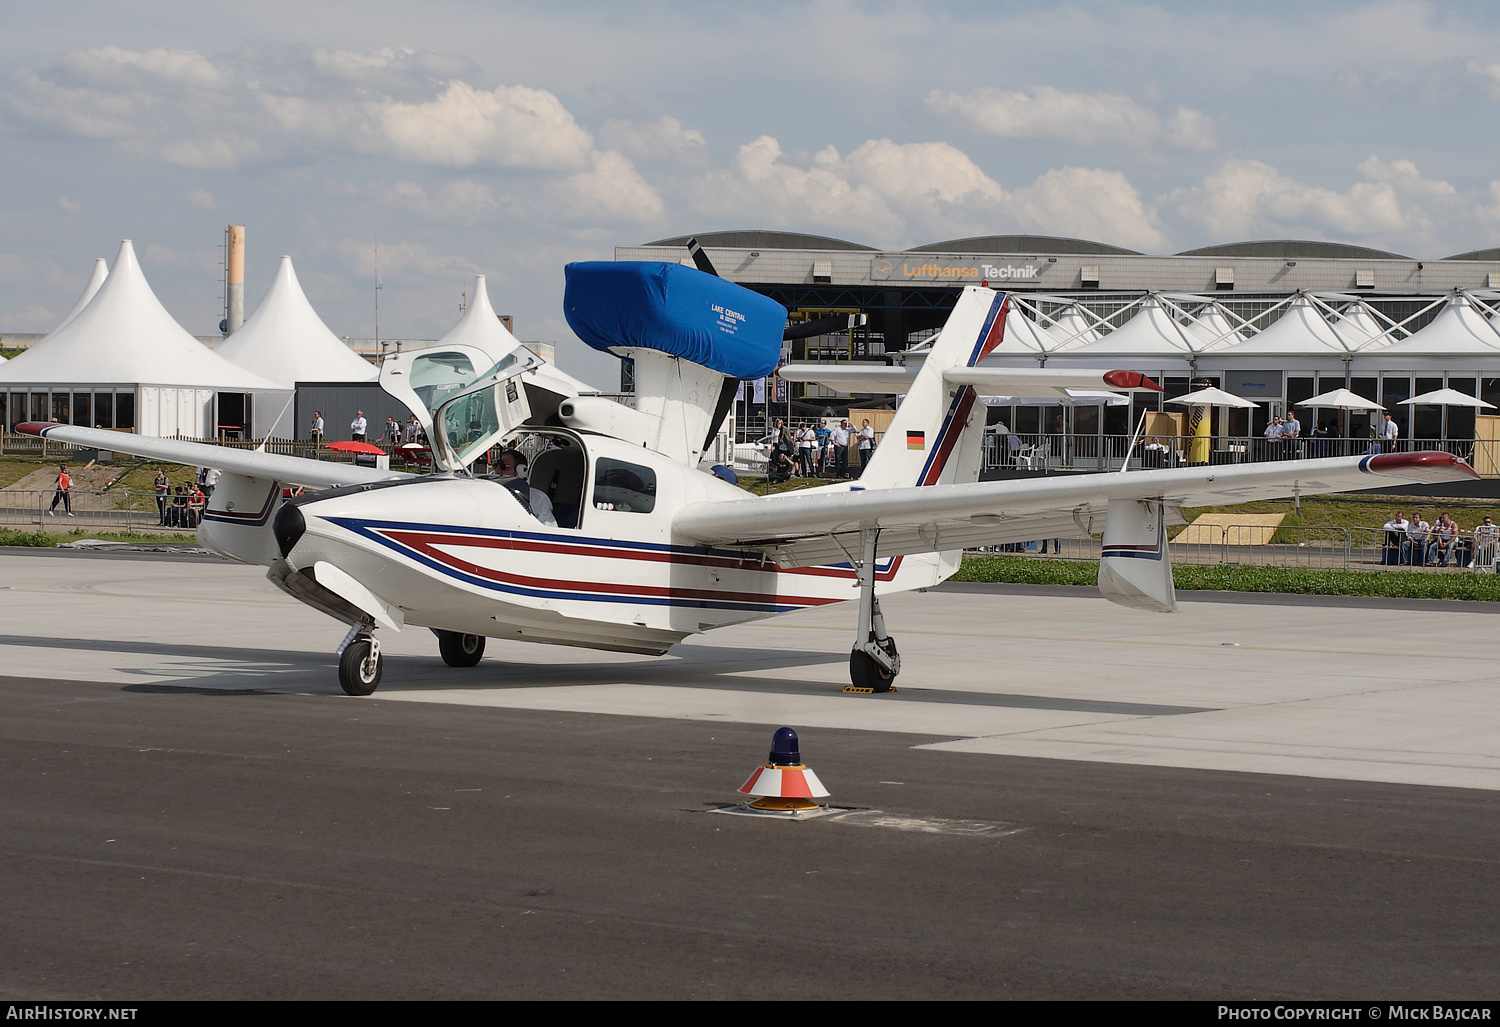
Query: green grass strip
xmin=954 ymin=555 xmax=1500 ymax=601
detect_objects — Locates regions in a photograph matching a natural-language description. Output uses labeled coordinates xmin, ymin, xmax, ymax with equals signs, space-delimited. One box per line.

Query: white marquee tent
xmin=1361 ymin=293 xmax=1500 ymax=367
xmin=53 ymin=258 xmax=109 ymax=335
xmin=0 ymin=240 xmax=284 ymax=438
xmin=215 ymin=255 xmax=375 ymax=436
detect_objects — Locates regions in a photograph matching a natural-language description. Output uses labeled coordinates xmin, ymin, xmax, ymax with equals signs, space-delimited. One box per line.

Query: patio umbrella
xmin=1296 ymin=388 xmax=1384 ymax=411
xmin=1399 ymin=388 xmax=1496 ymax=409
xmin=1164 ymin=386 xmax=1259 ymax=410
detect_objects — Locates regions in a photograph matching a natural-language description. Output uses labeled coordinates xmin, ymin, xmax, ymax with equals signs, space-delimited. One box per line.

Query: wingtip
xmin=1103 ymin=370 xmax=1162 ymax=392
xmin=1364 ymin=451 xmax=1481 ymax=481
xmin=15 ymin=421 xmax=51 ymax=437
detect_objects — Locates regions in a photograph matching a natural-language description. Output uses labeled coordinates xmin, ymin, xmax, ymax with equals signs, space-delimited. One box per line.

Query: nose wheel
xmin=338 ymin=634 xmax=383 ymax=696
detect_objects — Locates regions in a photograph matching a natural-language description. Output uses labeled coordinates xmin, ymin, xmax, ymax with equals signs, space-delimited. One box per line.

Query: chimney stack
xmin=225 ymin=225 xmax=245 ymax=335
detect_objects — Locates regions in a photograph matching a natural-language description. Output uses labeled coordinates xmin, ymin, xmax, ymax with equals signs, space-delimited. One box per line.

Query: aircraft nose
xmin=273 ymin=502 xmax=306 ymax=558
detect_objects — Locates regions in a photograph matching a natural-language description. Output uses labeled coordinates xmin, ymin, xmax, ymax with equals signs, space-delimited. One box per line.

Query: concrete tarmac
xmin=1 ymin=550 xmax=1497 ymax=999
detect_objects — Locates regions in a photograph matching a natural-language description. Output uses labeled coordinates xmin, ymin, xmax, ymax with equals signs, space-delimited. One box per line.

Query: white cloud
xmin=599 ymin=116 xmax=708 ymax=168
xmin=554 ymin=150 xmax=663 ymax=222
xmin=10 ymin=45 xmax=594 ymax=172
xmin=1165 ymin=157 xmax=1461 ymax=244
xmin=376 ymin=81 xmax=593 ymax=170
xmin=1011 ymin=168 xmax=1166 ymax=252
xmin=372 ymin=178 xmax=501 ymax=219
xmin=57 ymin=196 xmax=81 ymax=214
xmin=925 ymin=86 xmax=1215 ymax=151
xmin=186 ymin=190 xmax=216 ymax=210
xmin=686 ymin=135 xmax=1162 ymax=251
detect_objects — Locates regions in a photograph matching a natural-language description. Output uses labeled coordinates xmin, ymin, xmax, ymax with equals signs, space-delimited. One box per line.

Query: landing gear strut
xmin=849 ymin=529 xmax=899 ymax=693
xmin=436 ymin=630 xmax=485 ymax=667
xmin=338 ymin=629 xmax=383 ymax=696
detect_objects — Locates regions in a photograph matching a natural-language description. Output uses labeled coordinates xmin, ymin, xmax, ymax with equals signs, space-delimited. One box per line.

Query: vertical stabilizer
xmin=859 ymin=287 xmax=1009 ymax=489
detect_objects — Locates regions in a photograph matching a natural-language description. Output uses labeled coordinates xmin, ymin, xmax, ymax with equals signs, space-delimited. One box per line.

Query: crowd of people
xmin=766 ymin=417 xmax=877 ymax=483
xmin=1380 ymin=510 xmax=1500 ymax=569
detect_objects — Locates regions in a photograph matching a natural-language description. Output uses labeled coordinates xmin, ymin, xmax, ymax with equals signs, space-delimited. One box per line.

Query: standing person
xmin=1379 ymin=412 xmax=1399 ymax=453
xmin=153 ymin=467 xmax=169 ymax=525
xmin=831 ymin=419 xmax=851 ymax=477
xmin=310 ymin=411 xmax=324 ymax=445
xmin=1282 ymin=408 xmax=1302 ymax=458
xmin=350 ymin=410 xmax=368 ymax=442
xmin=774 ymin=418 xmax=797 ymax=476
xmin=1471 ymin=515 xmax=1499 ymax=570
xmin=47 ymin=464 xmax=73 ymax=517
xmin=798 ymin=423 xmax=817 ymax=476
xmin=201 ymin=466 xmax=220 ymax=499
xmin=856 ymin=418 xmax=876 ymax=477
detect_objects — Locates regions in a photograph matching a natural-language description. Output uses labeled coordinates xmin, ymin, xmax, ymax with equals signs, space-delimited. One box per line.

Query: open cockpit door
xmin=379 ymin=346 xmax=524 ymax=450
xmin=431 ymin=359 xmax=534 ymax=470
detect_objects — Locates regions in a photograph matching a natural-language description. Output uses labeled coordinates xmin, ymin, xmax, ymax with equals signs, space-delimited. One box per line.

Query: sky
xmin=4 ymin=0 xmax=1500 ymax=385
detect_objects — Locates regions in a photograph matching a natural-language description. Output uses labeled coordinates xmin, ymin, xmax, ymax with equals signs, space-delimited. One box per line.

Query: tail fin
xmin=859 ymin=287 xmax=1008 ymax=489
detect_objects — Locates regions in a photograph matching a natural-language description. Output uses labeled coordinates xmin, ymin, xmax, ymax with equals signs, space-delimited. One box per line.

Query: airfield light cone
xmin=739 ymin=727 xmax=829 ymax=812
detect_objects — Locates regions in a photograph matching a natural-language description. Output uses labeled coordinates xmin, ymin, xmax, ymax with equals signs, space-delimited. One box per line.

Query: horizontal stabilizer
xmin=775 ymin=363 xmax=1160 ymax=396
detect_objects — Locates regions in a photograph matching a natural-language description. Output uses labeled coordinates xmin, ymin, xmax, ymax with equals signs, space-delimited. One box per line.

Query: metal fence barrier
xmin=0 ymin=490 xmax=163 ymax=531
xmin=971 ymin=524 xmax=1500 ymax=573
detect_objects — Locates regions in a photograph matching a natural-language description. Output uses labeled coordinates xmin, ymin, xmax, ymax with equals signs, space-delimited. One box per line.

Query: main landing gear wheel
xmin=849 ymin=638 xmax=898 ymax=693
xmin=339 ymin=636 xmax=383 ymax=696
xmin=437 ymin=630 xmax=485 ymax=668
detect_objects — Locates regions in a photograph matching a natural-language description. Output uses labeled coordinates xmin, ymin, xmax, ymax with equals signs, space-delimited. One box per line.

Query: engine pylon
xmin=738 ymin=727 xmax=830 ymax=813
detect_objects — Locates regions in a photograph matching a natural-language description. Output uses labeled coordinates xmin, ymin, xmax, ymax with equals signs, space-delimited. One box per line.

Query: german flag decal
xmin=906 ymin=430 xmax=925 ymax=450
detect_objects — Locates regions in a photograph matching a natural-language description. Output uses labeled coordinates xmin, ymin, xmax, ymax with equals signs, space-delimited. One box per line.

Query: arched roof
xmin=1176 ymin=239 xmax=1410 ymax=260
xmin=1442 ymin=247 xmax=1500 ymax=261
xmin=908 ymin=235 xmax=1140 ymax=255
xmin=644 ymin=230 xmax=876 ymax=251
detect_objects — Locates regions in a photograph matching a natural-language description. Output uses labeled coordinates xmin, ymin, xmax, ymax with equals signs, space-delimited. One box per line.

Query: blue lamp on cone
xmin=738 ymin=727 xmax=829 ymax=812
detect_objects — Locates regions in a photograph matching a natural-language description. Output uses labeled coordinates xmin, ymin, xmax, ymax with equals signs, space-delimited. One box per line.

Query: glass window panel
xmin=9 ymin=393 xmax=25 ymax=427
xmin=32 ymin=394 xmax=47 ymax=424
xmin=1350 ymin=377 xmax=1379 ymax=402
xmin=115 ymin=393 xmax=135 ymax=430
xmin=95 ymin=393 xmax=114 ymax=429
xmin=592 ymin=458 xmax=656 ymax=514
xmin=1015 ymin=407 xmax=1040 ymax=434
xmin=73 ymin=392 xmax=91 ymax=427
xmin=0 ymin=394 xmax=6 ymax=432
xmin=51 ymin=393 xmax=70 ymax=424
xmin=1448 ymin=378 xmax=1477 ymax=397
xmin=1288 ymin=376 xmax=1315 ymax=407
xmin=1382 ymin=377 xmax=1412 ymax=434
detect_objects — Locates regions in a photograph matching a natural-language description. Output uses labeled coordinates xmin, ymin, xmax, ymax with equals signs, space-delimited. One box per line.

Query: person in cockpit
xmin=497 ymin=448 xmax=556 ymax=526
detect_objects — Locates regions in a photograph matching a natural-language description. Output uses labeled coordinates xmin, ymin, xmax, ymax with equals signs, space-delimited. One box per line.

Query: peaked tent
xmin=437 ymin=274 xmax=596 ymax=396
xmin=53 ymin=258 xmax=109 ymax=335
xmin=981 ymin=307 xmax=1068 ymax=364
xmin=1184 ymin=303 xmax=1246 ymax=351
xmin=1210 ymin=294 xmax=1371 ymax=366
xmin=1059 ymin=295 xmax=1198 ymax=369
xmin=1360 ymin=293 xmax=1500 ymax=367
xmin=217 ymin=256 xmax=376 ymax=388
xmin=0 ymin=240 xmax=284 ymax=438
xmin=1042 ymin=303 xmax=1103 ymax=350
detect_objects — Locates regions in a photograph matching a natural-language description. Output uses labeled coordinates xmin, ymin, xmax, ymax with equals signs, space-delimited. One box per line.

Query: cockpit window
xmin=592 ymin=458 xmax=656 ymax=514
xmin=410 ymin=352 xmax=478 ymax=415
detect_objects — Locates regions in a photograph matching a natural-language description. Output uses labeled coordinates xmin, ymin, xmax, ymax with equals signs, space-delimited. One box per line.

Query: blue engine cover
xmin=563 ymin=261 xmax=787 ymax=380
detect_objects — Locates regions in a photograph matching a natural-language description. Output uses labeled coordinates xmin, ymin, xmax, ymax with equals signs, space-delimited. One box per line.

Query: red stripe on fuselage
xmin=919 ymin=387 xmax=978 ymax=487
xmin=376 ymin=528 xmax=903 ymax=582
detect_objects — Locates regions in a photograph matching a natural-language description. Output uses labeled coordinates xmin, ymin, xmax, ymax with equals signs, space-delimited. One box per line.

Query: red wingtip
xmin=14 ymin=421 xmax=52 ymax=437
xmin=1366 ymin=451 xmax=1481 ymax=481
xmin=1103 ymin=370 xmax=1163 ymax=392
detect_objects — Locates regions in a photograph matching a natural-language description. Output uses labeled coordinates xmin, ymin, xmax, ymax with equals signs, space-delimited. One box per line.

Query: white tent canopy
xmin=1041 ymin=303 xmax=1103 ymax=349
xmin=1214 ymin=294 xmax=1370 ymax=359
xmin=53 ymin=257 xmax=108 ymax=335
xmin=0 ymin=240 xmax=283 ymax=438
xmin=216 ymin=255 xmax=377 ymax=388
xmin=1183 ymin=303 xmax=1246 ymax=351
xmin=992 ymin=307 xmax=1066 ymax=359
xmin=1362 ymin=293 xmax=1500 ymax=364
xmin=434 ymin=274 xmax=526 ymax=352
xmin=1062 ymin=295 xmax=1200 ymax=364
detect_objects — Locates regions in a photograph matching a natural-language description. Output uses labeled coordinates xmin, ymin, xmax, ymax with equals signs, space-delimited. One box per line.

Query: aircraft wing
xmin=674 ymin=452 xmax=1476 ymax=567
xmin=15 ymin=422 xmax=412 ymax=490
xmin=776 ymin=362 xmax=1159 ymax=396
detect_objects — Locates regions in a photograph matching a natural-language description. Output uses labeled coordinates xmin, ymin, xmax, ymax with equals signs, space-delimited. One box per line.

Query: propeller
xmin=683 ymin=238 xmax=866 ymax=343
xmin=685 ymin=237 xmax=718 ymax=276
xmin=783 ymin=313 xmax=868 ymax=342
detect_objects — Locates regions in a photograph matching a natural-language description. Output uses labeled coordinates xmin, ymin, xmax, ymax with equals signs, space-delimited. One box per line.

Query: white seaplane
xmin=18 ymin=253 xmax=1477 ymax=697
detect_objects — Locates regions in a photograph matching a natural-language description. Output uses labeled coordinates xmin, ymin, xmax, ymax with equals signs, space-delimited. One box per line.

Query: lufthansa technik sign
xmin=870 ymin=258 xmax=1043 ymax=283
